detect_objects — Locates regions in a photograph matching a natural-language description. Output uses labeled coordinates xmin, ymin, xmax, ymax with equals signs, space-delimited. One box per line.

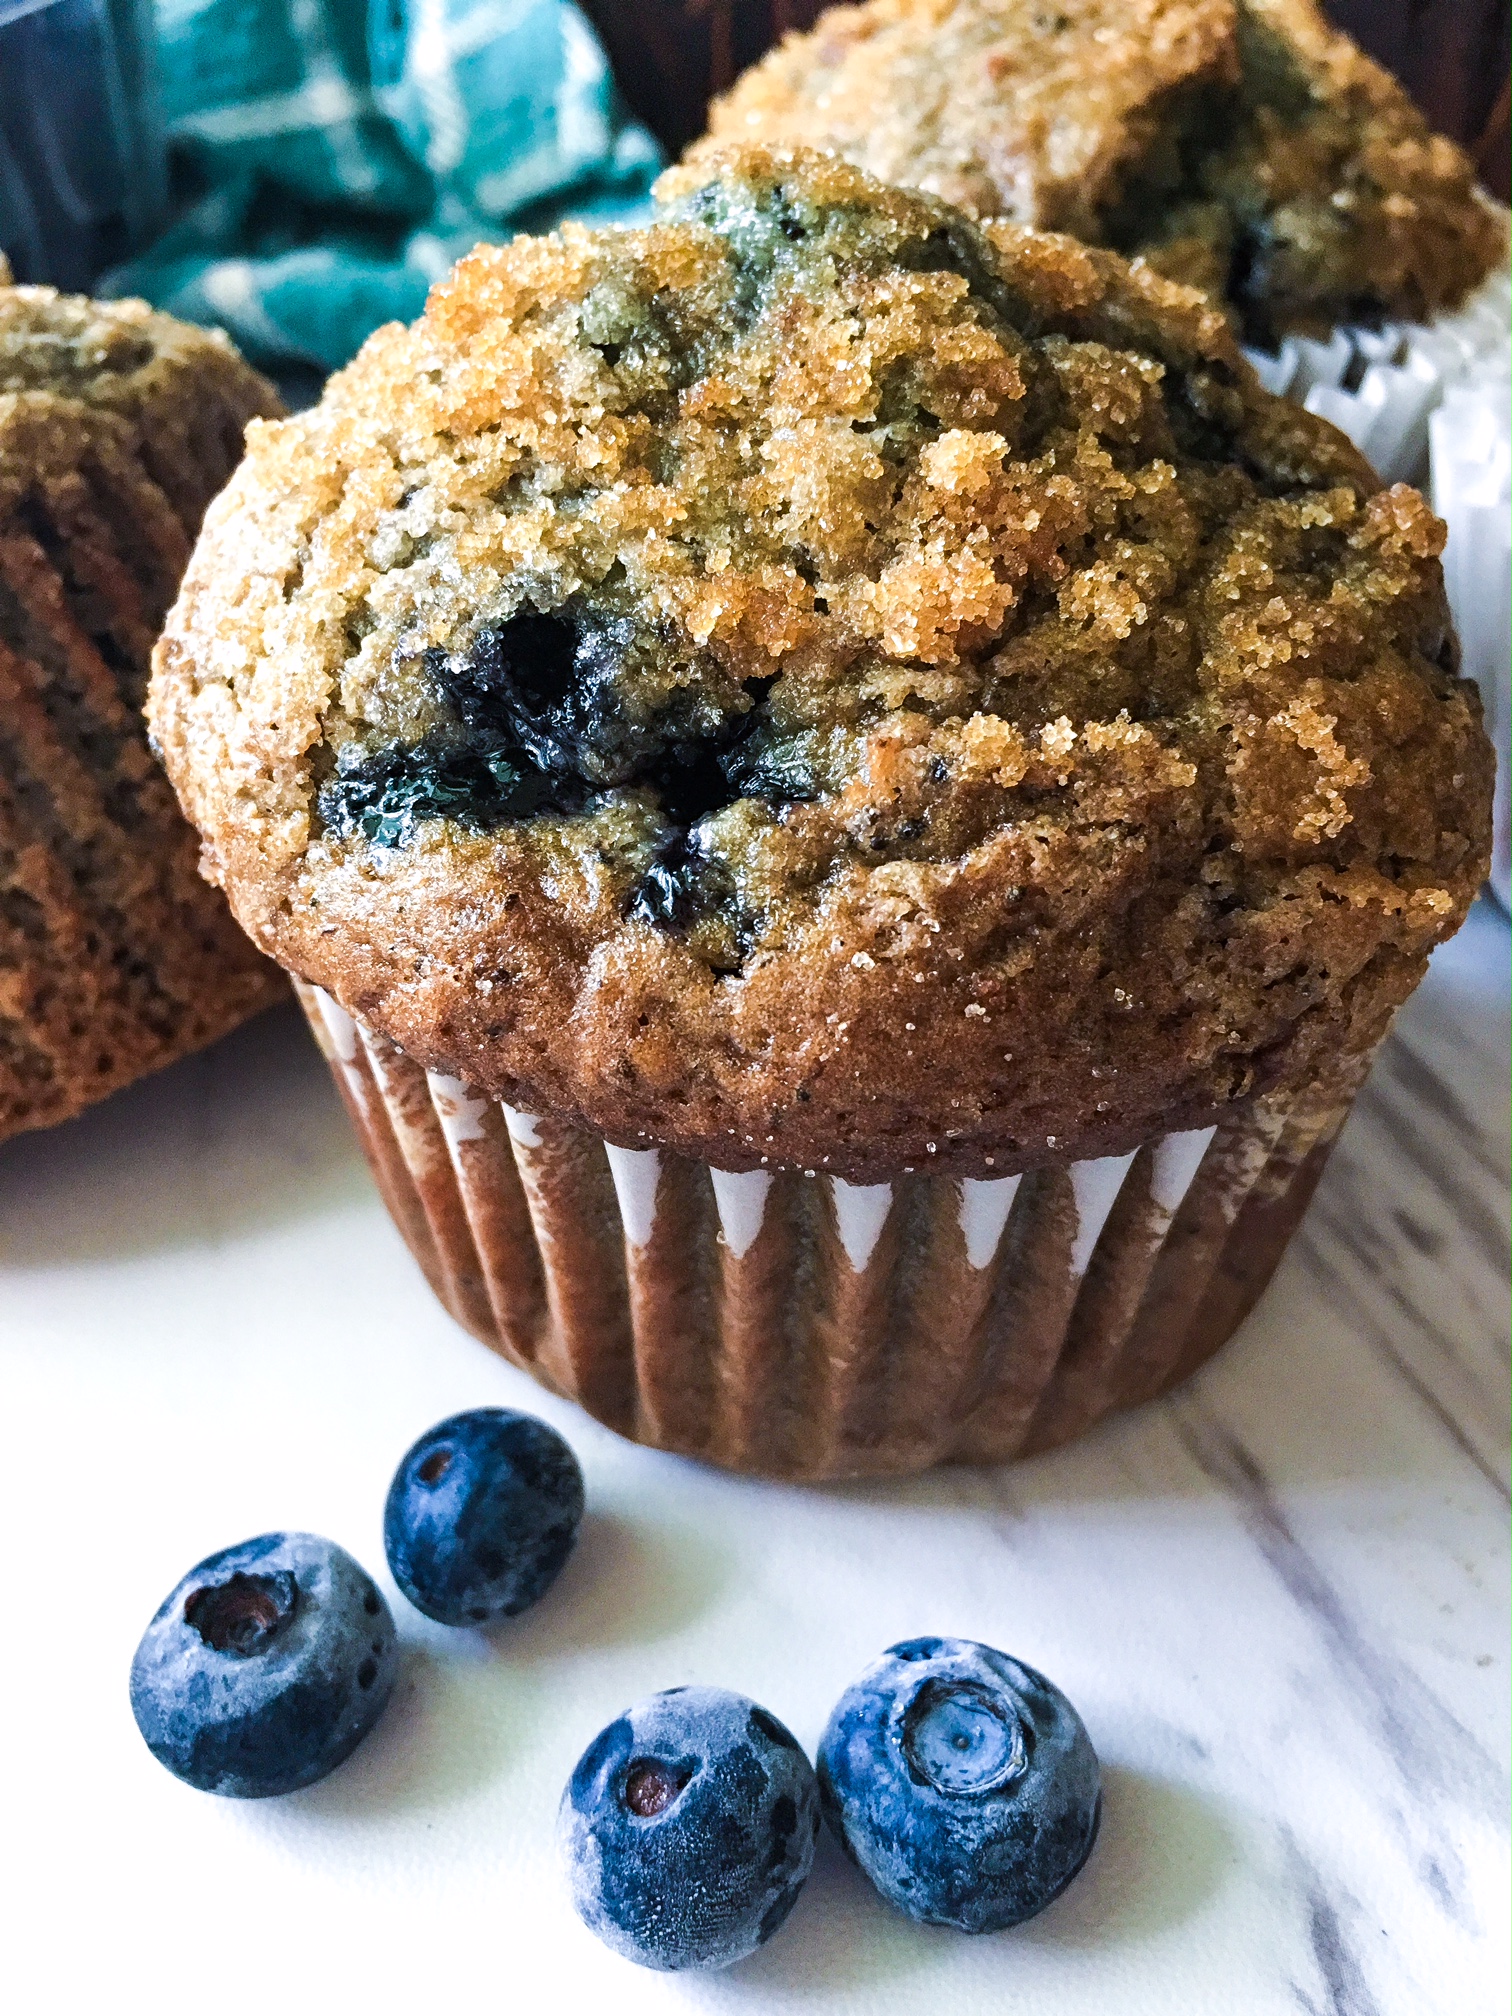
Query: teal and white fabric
xmin=104 ymin=0 xmax=661 ymax=372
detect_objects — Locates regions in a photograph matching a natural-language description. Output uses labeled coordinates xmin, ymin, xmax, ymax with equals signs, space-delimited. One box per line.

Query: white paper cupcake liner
xmin=1431 ymin=375 xmax=1511 ymax=908
xmin=1247 ymin=231 xmax=1511 ymax=909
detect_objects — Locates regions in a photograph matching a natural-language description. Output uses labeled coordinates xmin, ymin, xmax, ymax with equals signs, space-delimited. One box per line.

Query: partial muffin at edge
xmin=149 ymin=148 xmax=1493 ymax=1182
xmin=0 ymin=285 xmax=286 ymax=1141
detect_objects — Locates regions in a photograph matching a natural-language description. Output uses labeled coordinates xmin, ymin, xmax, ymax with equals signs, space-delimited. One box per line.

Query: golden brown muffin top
xmin=708 ymin=0 xmax=1235 ymax=242
xmin=0 ymin=284 xmax=281 ymax=519
xmin=703 ymin=0 xmax=1506 ymax=344
xmin=149 ymin=149 xmax=1491 ymax=1179
xmin=0 ymin=284 xmax=265 ymax=411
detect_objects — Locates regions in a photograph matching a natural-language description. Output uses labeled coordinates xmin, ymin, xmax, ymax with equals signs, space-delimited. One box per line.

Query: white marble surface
xmin=3 ymin=906 xmax=1507 ymax=2016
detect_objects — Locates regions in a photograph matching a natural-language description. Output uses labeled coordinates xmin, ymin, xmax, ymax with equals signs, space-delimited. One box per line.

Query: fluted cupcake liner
xmin=298 ymin=980 xmax=1365 ymax=1480
xmin=1244 ymin=239 xmax=1510 ymax=485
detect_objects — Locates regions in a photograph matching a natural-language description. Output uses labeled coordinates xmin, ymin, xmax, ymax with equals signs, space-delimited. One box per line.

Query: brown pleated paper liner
xmin=299 ymin=981 xmax=1363 ymax=1481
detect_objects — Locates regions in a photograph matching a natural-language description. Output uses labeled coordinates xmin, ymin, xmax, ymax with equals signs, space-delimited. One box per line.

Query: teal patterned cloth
xmin=104 ymin=0 xmax=661 ymax=373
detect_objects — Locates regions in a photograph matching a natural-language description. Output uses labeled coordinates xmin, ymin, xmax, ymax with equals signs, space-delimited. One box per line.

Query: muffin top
xmin=150 ymin=148 xmax=1492 ymax=1180
xmin=0 ymin=283 xmax=281 ymax=526
xmin=702 ymin=0 xmax=1506 ymax=345
xmin=0 ymin=284 xmax=272 ymax=412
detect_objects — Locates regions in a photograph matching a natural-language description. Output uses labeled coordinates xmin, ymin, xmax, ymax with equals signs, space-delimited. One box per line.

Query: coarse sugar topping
xmin=149 ymin=147 xmax=1492 ymax=1177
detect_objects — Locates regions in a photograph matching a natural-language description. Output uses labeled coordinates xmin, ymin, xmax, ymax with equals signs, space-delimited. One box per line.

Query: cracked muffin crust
xmin=149 ymin=148 xmax=1492 ymax=1182
xmin=700 ymin=0 xmax=1507 ymax=345
xmin=0 ymin=284 xmax=284 ymax=1142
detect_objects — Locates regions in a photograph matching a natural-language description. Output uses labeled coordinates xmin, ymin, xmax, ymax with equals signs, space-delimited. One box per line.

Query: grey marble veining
xmin=1 ymin=906 xmax=1506 ymax=2015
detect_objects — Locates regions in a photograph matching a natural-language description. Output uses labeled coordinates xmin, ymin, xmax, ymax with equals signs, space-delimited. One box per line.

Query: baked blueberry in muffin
xmin=700 ymin=0 xmax=1507 ymax=345
xmin=150 ymin=147 xmax=1491 ymax=1186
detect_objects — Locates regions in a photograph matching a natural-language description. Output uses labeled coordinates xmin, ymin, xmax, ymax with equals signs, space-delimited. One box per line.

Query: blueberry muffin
xmin=701 ymin=0 xmax=1506 ymax=346
xmin=149 ymin=149 xmax=1492 ymax=1475
xmin=0 ymin=283 xmax=285 ymax=1143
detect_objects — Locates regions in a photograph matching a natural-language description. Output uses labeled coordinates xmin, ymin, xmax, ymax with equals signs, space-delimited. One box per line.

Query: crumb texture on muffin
xmin=150 ymin=149 xmax=1492 ymax=1179
xmin=701 ymin=0 xmax=1507 ymax=344
xmin=0 ymin=286 xmax=285 ymax=1141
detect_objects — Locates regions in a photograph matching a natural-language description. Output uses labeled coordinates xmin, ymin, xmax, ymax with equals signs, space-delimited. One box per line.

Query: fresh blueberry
xmin=817 ymin=1637 xmax=1100 ymax=1933
xmin=384 ymin=1407 xmax=584 ymax=1626
xmin=129 ymin=1531 xmax=398 ymax=1798
xmin=559 ymin=1685 xmax=820 ymax=1970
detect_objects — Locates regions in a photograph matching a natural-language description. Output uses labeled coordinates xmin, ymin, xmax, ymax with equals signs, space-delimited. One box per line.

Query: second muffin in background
xmin=0 ymin=280 xmax=285 ymax=1144
xmin=700 ymin=0 xmax=1505 ymax=346
xmin=149 ymin=148 xmax=1492 ymax=1478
